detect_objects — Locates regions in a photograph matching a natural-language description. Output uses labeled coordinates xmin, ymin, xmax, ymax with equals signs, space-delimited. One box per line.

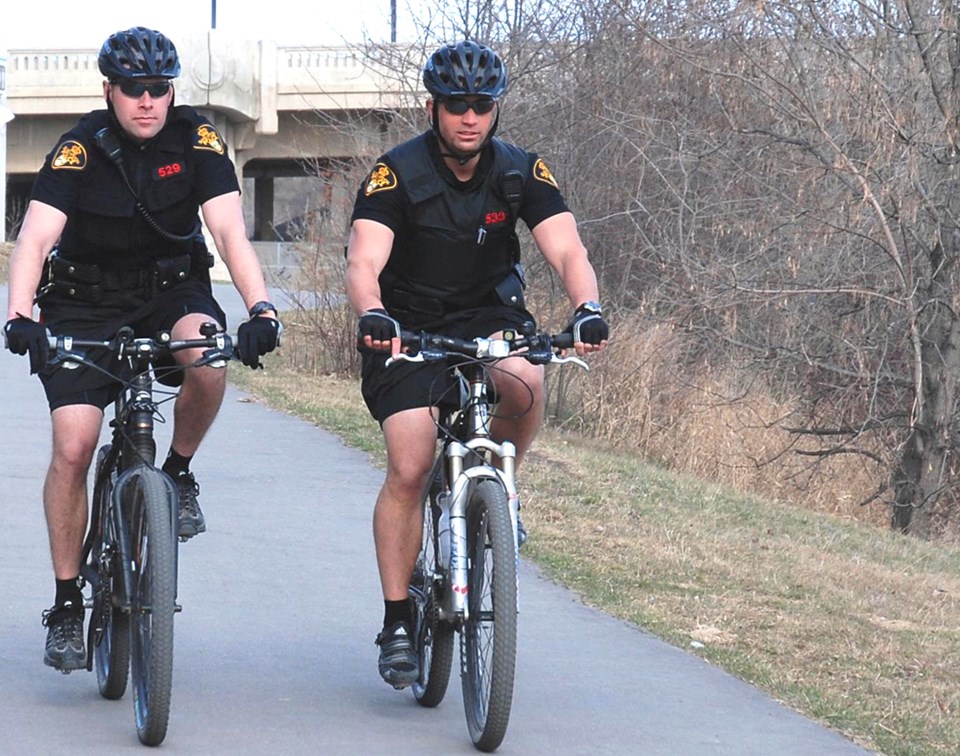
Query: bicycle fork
xmin=439 ymin=438 xmax=518 ymax=623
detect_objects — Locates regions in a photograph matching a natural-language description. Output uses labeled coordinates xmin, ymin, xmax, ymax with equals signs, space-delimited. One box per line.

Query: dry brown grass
xmin=0 ymin=241 xmax=12 ymax=281
xmin=544 ymin=312 xmax=889 ymax=529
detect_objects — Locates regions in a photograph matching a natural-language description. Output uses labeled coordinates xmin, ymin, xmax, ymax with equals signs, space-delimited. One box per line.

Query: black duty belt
xmin=38 ymin=253 xmax=193 ymax=304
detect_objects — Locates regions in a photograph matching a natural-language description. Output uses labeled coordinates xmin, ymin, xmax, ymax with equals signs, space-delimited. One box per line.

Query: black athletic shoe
xmin=175 ymin=472 xmax=206 ymax=539
xmin=42 ymin=601 xmax=85 ymax=672
xmin=375 ymin=621 xmax=419 ymax=688
xmin=516 ymin=512 xmax=528 ymax=549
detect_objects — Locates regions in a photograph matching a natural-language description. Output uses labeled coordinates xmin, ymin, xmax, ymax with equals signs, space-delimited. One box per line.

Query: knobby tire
xmin=461 ymin=479 xmax=518 ymax=752
xmin=411 ymin=497 xmax=455 ymax=707
xmin=128 ymin=467 xmax=177 ymax=747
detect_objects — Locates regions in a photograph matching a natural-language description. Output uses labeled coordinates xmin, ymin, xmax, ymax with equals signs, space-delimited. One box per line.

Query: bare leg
xmin=489 ymin=356 xmax=545 ymax=469
xmin=44 ymin=405 xmax=104 ymax=578
xmin=374 ymin=407 xmax=438 ymax=601
xmin=168 ymin=313 xmax=227 ymax=456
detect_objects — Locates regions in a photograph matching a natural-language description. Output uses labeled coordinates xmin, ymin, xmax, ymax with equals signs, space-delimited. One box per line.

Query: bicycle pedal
xmin=174 ymin=604 xmax=182 ymax=613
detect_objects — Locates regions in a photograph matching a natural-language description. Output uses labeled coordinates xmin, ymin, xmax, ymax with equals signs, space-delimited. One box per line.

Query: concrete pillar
xmin=254 ymin=176 xmax=275 ymax=241
xmin=1 ymin=50 xmax=11 ymax=242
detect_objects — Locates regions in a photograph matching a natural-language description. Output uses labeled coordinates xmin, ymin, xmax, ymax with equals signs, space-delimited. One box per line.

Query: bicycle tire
xmin=461 ymin=479 xmax=518 ymax=752
xmin=91 ymin=445 xmax=131 ymax=700
xmin=127 ymin=467 xmax=177 ymax=747
xmin=411 ymin=497 xmax=455 ymax=707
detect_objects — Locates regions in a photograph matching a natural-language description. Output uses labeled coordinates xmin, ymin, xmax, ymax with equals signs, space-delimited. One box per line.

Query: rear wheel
xmin=128 ymin=467 xmax=177 ymax=747
xmin=90 ymin=445 xmax=130 ymax=700
xmin=461 ymin=479 xmax=518 ymax=752
xmin=411 ymin=497 xmax=455 ymax=707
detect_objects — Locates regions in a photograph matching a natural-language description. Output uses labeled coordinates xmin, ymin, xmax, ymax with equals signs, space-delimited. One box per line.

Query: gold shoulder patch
xmin=364 ymin=162 xmax=398 ymax=196
xmin=193 ymin=124 xmax=225 ymax=155
xmin=51 ymin=140 xmax=88 ymax=171
xmin=533 ymin=158 xmax=559 ymax=189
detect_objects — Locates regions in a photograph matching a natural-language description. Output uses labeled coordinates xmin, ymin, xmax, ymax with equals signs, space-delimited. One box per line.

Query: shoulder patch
xmin=364 ymin=162 xmax=398 ymax=196
xmin=533 ymin=158 xmax=559 ymax=189
xmin=193 ymin=124 xmax=225 ymax=155
xmin=51 ymin=140 xmax=88 ymax=171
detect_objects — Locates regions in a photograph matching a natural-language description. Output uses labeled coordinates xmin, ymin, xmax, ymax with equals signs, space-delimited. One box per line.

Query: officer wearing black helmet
xmin=3 ymin=27 xmax=281 ymax=672
xmin=346 ymin=40 xmax=608 ymax=688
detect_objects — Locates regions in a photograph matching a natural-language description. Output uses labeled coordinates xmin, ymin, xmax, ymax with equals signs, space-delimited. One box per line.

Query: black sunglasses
xmin=114 ymin=79 xmax=172 ymax=98
xmin=440 ymin=98 xmax=497 ymax=115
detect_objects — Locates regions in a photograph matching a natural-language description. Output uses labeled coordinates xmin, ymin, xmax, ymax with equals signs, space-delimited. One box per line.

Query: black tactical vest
xmin=57 ymin=107 xmax=203 ymax=267
xmin=380 ymin=134 xmax=529 ymax=317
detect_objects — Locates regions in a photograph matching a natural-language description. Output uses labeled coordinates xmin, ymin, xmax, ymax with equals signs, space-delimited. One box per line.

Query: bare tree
xmin=590 ymin=0 xmax=960 ymax=537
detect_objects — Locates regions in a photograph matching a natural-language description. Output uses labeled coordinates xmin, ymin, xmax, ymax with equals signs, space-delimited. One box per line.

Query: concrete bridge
xmin=4 ymin=31 xmax=422 ymax=249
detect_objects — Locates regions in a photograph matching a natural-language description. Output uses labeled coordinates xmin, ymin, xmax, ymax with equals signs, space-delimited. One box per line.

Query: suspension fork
xmin=442 ymin=438 xmax=517 ymax=621
xmin=111 ymin=365 xmax=160 ymax=610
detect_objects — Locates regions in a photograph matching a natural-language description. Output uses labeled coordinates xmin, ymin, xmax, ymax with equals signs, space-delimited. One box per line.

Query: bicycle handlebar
xmin=47 ymin=325 xmax=238 ymax=370
xmin=385 ymin=328 xmax=588 ymax=369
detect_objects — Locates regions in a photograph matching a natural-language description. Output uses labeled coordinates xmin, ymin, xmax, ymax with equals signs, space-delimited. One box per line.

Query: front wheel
xmin=411 ymin=497 xmax=455 ymax=707
xmin=127 ymin=467 xmax=177 ymax=746
xmin=461 ymin=479 xmax=518 ymax=752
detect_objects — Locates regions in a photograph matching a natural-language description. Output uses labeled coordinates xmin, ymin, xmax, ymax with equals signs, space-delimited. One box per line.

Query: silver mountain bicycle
xmin=391 ymin=325 xmax=587 ymax=752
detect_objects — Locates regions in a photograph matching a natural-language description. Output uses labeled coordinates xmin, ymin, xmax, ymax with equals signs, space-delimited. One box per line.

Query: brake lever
xmin=385 ymin=352 xmax=423 ymax=367
xmin=195 ymin=347 xmax=232 ymax=369
xmin=551 ymin=353 xmax=589 ymax=370
xmin=45 ymin=335 xmax=86 ymax=370
xmin=385 ymin=347 xmax=444 ymax=367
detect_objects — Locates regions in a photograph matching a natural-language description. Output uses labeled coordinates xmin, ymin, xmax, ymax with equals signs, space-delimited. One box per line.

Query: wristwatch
xmin=576 ymin=300 xmax=603 ymax=315
xmin=248 ymin=300 xmax=278 ymax=318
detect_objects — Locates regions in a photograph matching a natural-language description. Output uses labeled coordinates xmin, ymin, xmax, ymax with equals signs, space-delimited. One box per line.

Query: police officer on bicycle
xmin=345 ymin=40 xmax=609 ymax=688
xmin=3 ymin=27 xmax=281 ymax=672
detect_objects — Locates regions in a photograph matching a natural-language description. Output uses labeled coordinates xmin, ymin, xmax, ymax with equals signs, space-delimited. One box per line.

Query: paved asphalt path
xmin=0 ymin=285 xmax=873 ymax=754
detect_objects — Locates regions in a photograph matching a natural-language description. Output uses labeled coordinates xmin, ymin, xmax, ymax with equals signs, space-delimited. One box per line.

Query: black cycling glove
xmin=236 ymin=316 xmax=283 ymax=369
xmin=4 ymin=316 xmax=50 ymax=374
xmin=565 ymin=302 xmax=609 ymax=345
xmin=358 ymin=308 xmax=401 ymax=343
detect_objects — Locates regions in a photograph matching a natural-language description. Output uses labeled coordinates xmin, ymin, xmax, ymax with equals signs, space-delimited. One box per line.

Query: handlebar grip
xmin=551 ymin=333 xmax=574 ymax=350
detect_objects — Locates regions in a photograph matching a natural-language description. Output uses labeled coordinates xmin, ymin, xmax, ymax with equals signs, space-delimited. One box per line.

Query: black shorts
xmin=360 ymin=305 xmax=536 ymax=424
xmin=37 ymin=279 xmax=227 ymax=411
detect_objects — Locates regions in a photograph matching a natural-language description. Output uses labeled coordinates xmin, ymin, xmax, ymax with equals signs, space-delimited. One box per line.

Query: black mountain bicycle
xmin=46 ymin=323 xmax=235 ymax=746
xmin=391 ymin=325 xmax=587 ymax=753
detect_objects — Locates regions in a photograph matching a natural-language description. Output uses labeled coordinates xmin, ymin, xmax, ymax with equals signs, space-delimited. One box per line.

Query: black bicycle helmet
xmin=423 ymin=41 xmax=507 ymax=99
xmin=98 ymin=27 xmax=181 ymax=80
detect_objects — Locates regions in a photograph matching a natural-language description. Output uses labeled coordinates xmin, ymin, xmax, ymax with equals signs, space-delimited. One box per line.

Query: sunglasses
xmin=114 ymin=79 xmax=172 ymax=98
xmin=440 ymin=98 xmax=497 ymax=115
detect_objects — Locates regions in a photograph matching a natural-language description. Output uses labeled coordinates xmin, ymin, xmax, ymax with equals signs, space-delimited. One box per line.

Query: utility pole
xmin=391 ymin=0 xmax=397 ymax=42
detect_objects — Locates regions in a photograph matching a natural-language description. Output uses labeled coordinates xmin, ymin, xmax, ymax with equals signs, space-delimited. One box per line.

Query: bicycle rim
xmin=461 ymin=479 xmax=517 ymax=752
xmin=411 ymin=498 xmax=454 ymax=707
xmin=128 ymin=467 xmax=177 ymax=746
xmin=90 ymin=444 xmax=131 ymax=699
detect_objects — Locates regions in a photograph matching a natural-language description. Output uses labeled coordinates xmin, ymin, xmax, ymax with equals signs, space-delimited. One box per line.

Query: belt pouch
xmin=153 ymin=254 xmax=192 ymax=291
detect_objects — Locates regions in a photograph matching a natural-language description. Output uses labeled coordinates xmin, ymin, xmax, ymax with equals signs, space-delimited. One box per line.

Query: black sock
xmin=384 ymin=599 xmax=411 ymax=628
xmin=162 ymin=449 xmax=193 ymax=478
xmin=55 ymin=577 xmax=83 ymax=611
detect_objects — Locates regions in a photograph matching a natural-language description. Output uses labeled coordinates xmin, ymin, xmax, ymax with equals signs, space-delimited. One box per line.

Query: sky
xmin=1 ymin=0 xmax=426 ymax=49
